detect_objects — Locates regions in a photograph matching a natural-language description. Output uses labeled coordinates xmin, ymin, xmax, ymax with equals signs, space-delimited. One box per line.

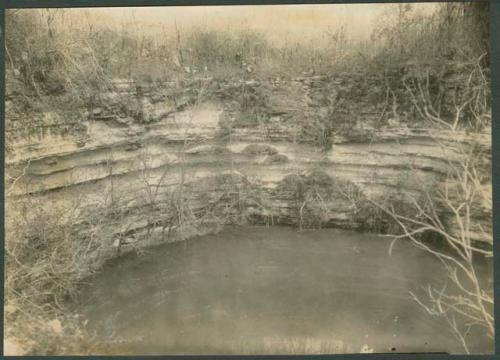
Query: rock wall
xmin=5 ymin=76 xmax=492 ymax=251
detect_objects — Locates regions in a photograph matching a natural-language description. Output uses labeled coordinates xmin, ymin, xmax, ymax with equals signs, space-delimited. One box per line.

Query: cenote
xmin=75 ymin=226 xmax=493 ymax=355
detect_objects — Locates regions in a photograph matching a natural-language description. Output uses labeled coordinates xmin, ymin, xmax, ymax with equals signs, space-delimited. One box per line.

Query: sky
xmin=101 ymin=4 xmax=391 ymax=41
xmin=11 ymin=3 xmax=439 ymax=45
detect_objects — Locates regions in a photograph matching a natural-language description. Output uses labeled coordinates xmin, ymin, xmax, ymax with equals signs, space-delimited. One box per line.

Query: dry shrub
xmin=4 ymin=192 xmax=122 ymax=355
xmin=275 ymin=170 xmax=344 ymax=230
xmin=184 ymin=29 xmax=269 ymax=71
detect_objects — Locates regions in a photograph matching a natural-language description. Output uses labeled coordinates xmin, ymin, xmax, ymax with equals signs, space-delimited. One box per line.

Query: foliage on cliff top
xmin=5 ymin=3 xmax=490 ymax=135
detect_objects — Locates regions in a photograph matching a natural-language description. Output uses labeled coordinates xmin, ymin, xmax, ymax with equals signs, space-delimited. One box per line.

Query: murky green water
xmin=76 ymin=226 xmax=493 ymax=354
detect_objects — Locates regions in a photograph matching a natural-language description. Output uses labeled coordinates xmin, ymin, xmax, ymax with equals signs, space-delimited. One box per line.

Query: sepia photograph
xmin=3 ymin=1 xmax=494 ymax=355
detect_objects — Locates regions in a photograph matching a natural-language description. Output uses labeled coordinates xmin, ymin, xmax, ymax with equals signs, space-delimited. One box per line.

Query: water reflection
xmin=77 ymin=226 xmax=493 ymax=354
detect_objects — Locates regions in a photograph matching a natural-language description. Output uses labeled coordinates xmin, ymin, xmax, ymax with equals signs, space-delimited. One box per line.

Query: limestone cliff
xmin=5 ymin=76 xmax=492 ymax=252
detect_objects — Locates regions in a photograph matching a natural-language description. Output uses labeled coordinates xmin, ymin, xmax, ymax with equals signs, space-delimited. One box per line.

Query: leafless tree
xmin=371 ymin=54 xmax=492 ymax=353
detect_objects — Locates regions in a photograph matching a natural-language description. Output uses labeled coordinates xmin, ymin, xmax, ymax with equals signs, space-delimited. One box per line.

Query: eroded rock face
xmin=5 ymin=78 xmax=492 ymax=252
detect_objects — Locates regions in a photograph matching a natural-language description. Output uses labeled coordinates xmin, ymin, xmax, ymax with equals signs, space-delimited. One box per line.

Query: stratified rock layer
xmin=6 ymin=78 xmax=492 ymax=250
